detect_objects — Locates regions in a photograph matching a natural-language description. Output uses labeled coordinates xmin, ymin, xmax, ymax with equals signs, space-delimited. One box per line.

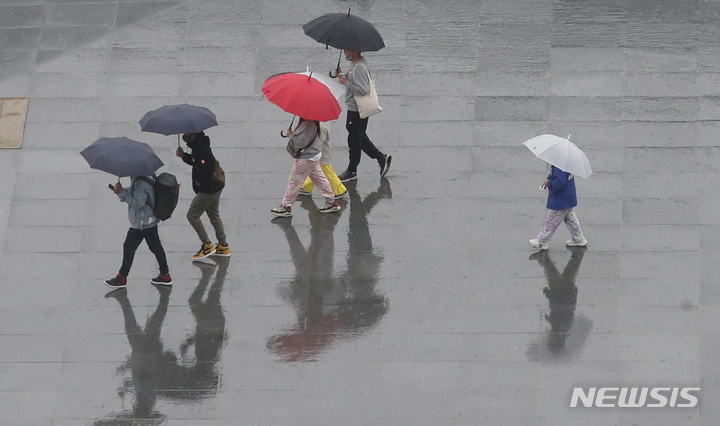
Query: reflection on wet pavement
xmin=527 ymin=248 xmax=592 ymax=361
xmin=99 ymin=257 xmax=228 ymax=422
xmin=268 ymin=179 xmax=390 ymax=362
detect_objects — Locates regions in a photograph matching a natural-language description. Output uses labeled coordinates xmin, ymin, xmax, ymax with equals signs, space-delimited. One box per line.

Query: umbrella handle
xmin=280 ymin=116 xmax=296 ymax=138
xmin=329 ymin=51 xmax=342 ymax=79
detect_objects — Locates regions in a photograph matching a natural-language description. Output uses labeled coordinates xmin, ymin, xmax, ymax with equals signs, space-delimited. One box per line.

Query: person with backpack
xmin=105 ymin=176 xmax=172 ymax=289
xmin=176 ymin=131 xmax=230 ymax=260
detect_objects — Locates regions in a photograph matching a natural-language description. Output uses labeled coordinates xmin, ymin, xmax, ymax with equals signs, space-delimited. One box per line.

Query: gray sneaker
xmin=566 ymin=238 xmax=588 ymax=247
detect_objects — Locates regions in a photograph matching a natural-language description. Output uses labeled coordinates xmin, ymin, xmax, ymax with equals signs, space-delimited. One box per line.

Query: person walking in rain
xmin=105 ymin=176 xmax=172 ymax=289
xmin=336 ymin=49 xmax=392 ymax=182
xmin=176 ymin=132 xmax=230 ymax=260
xmin=298 ymin=121 xmax=348 ymax=199
xmin=529 ymin=165 xmax=588 ymax=250
xmin=271 ymin=117 xmax=341 ymax=218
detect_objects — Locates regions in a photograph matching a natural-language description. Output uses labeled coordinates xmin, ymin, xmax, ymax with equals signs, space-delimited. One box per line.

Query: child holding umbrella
xmin=271 ymin=117 xmax=341 ymax=218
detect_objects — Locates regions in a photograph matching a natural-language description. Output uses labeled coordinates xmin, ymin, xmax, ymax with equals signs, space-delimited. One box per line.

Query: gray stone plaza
xmin=1 ymin=0 xmax=719 ymax=424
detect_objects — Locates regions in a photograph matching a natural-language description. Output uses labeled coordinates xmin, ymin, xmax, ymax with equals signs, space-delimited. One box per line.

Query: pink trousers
xmin=282 ymin=159 xmax=334 ymax=207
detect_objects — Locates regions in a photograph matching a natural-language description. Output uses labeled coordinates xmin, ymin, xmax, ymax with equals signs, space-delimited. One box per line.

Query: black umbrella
xmin=302 ymin=8 xmax=385 ymax=77
xmin=139 ymin=104 xmax=218 ymax=146
xmin=80 ymin=137 xmax=164 ymax=178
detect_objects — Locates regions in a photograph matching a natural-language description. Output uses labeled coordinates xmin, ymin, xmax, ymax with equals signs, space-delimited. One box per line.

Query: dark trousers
xmin=120 ymin=226 xmax=169 ymax=277
xmin=346 ymin=110 xmax=383 ymax=172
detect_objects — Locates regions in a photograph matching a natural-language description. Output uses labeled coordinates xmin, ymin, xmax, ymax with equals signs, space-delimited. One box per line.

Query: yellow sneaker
xmin=213 ymin=243 xmax=231 ymax=257
xmin=192 ymin=243 xmax=216 ymax=260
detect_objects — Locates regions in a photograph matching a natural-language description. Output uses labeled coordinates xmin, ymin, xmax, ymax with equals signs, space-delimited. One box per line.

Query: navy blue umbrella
xmin=139 ymin=104 xmax=218 ymax=136
xmin=80 ymin=137 xmax=164 ymax=178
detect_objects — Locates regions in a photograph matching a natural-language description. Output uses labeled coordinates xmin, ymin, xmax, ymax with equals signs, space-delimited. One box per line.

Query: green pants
xmin=187 ymin=190 xmax=226 ymax=245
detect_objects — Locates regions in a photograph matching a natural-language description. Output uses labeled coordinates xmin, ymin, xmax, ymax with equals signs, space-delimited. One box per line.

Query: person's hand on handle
xmin=338 ymin=73 xmax=347 ymax=84
xmin=176 ymin=147 xmax=184 ymax=157
xmin=113 ymin=182 xmax=123 ymax=195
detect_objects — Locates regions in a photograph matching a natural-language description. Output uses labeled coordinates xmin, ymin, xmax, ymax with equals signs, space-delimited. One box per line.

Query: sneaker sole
xmin=381 ymin=155 xmax=392 ymax=177
xmin=339 ymin=175 xmax=357 ymax=182
xmin=212 ymin=252 xmax=231 ymax=257
xmin=192 ymin=250 xmax=216 ymax=260
xmin=566 ymin=242 xmax=588 ymax=247
xmin=319 ymin=207 xmax=341 ymax=214
xmin=528 ymin=241 xmax=549 ymax=250
xmin=333 ymin=191 xmax=349 ymax=199
xmin=104 ymin=281 xmax=126 ymax=289
xmin=271 ymin=211 xmax=292 ymax=217
xmin=151 ymin=280 xmax=173 ymax=286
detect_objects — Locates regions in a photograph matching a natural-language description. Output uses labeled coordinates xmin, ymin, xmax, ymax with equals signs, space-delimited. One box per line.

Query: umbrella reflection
xmin=96 ymin=257 xmax=228 ymax=423
xmin=268 ymin=178 xmax=391 ymax=362
xmin=526 ymin=247 xmax=592 ymax=360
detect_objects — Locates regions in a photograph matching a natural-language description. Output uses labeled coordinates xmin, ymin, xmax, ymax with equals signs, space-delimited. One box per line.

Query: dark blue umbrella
xmin=80 ymin=137 xmax=164 ymax=178
xmin=139 ymin=104 xmax=218 ymax=136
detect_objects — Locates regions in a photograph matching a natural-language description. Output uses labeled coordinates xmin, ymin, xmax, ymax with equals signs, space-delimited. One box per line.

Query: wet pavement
xmin=0 ymin=0 xmax=718 ymax=424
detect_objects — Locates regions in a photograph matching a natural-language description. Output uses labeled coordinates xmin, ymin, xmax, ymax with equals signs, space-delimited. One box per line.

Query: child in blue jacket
xmin=529 ymin=165 xmax=587 ymax=250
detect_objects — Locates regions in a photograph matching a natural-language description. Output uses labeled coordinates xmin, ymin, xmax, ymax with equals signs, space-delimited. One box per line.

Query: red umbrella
xmin=261 ymin=72 xmax=342 ymax=123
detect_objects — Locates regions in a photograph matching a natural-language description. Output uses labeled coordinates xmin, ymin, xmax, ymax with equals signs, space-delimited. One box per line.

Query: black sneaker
xmin=379 ymin=154 xmax=392 ymax=177
xmin=150 ymin=274 xmax=173 ymax=286
xmin=338 ymin=170 xmax=357 ymax=182
xmin=104 ymin=274 xmax=127 ymax=289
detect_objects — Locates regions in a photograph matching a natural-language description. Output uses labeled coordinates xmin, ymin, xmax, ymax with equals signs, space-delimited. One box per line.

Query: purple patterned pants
xmin=537 ymin=208 xmax=584 ymax=243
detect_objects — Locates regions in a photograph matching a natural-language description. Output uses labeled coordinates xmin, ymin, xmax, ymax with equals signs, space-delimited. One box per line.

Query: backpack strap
xmin=134 ymin=176 xmax=155 ymax=208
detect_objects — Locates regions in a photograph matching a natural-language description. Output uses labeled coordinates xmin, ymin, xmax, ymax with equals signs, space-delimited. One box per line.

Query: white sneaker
xmin=298 ymin=188 xmax=311 ymax=196
xmin=333 ymin=190 xmax=348 ymax=199
xmin=566 ymin=238 xmax=588 ymax=247
xmin=528 ymin=239 xmax=549 ymax=250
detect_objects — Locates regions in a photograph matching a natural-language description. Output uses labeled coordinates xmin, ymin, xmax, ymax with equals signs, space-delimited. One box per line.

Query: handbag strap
xmin=354 ymin=61 xmax=372 ymax=79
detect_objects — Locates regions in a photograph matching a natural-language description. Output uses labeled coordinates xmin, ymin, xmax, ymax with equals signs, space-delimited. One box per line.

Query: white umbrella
xmin=523 ymin=134 xmax=593 ymax=178
xmin=299 ymin=67 xmax=346 ymax=100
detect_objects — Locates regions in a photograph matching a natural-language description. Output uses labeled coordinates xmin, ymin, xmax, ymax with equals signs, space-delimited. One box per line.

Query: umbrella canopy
xmin=139 ymin=104 xmax=218 ymax=136
xmin=523 ymin=134 xmax=593 ymax=178
xmin=303 ymin=10 xmax=385 ymax=52
xmin=299 ymin=67 xmax=345 ymax=100
xmin=80 ymin=137 xmax=164 ymax=178
xmin=261 ymin=73 xmax=341 ymax=122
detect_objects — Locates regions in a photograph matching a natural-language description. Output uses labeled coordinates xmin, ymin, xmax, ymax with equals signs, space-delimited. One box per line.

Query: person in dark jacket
xmin=105 ymin=176 xmax=172 ymax=288
xmin=176 ymin=132 xmax=230 ymax=260
xmin=529 ymin=165 xmax=587 ymax=250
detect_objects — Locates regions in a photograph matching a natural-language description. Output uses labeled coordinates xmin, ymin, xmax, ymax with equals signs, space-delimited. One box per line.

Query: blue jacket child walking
xmin=529 ymin=165 xmax=587 ymax=250
xmin=105 ymin=176 xmax=172 ymax=288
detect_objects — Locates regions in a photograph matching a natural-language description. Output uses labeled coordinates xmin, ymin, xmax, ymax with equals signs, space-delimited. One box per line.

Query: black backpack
xmin=137 ymin=173 xmax=180 ymax=221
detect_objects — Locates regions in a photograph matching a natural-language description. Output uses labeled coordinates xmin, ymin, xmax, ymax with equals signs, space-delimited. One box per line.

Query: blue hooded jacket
xmin=546 ymin=166 xmax=578 ymax=211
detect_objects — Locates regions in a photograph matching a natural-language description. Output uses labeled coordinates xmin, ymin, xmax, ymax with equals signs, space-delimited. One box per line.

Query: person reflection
xmin=528 ymin=247 xmax=591 ymax=358
xmin=268 ymin=178 xmax=391 ymax=362
xmin=97 ymin=258 xmax=228 ymax=423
